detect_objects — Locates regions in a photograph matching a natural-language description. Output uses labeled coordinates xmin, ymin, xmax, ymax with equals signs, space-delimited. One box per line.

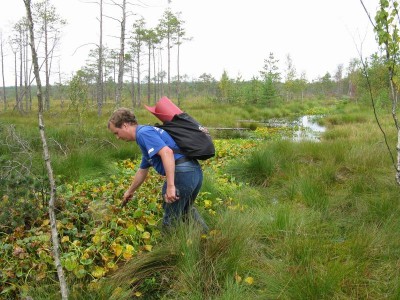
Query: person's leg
xmin=187 ymin=166 xmax=208 ymax=232
xmin=162 ymin=160 xmax=207 ymax=231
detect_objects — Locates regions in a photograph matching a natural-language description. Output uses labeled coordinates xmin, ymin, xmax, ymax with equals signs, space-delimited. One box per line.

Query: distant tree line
xmin=0 ymin=0 xmax=390 ymax=114
xmin=0 ymin=50 xmax=389 ymax=109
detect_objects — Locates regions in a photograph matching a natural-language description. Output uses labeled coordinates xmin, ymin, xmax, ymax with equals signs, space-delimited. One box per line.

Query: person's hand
xmin=164 ymin=186 xmax=179 ymax=203
xmin=121 ymin=190 xmax=133 ymax=207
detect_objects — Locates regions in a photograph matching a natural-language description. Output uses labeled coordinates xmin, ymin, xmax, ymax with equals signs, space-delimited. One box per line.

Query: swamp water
xmin=214 ymin=115 xmax=326 ymax=141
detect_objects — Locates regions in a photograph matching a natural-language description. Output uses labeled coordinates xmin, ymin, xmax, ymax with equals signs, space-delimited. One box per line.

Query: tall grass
xmin=107 ymin=210 xmax=265 ymax=299
xmin=2 ymin=99 xmax=400 ymax=298
xmin=0 ymin=105 xmax=142 ymax=182
xmin=223 ymin=104 xmax=400 ymax=298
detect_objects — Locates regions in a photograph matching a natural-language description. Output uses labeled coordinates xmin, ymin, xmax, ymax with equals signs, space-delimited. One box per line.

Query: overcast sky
xmin=0 ymin=0 xmax=379 ymax=86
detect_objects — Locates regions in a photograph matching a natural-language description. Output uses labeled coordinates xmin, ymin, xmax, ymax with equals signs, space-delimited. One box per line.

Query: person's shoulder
xmin=137 ymin=125 xmax=153 ymax=132
xmin=137 ymin=125 xmax=160 ymax=137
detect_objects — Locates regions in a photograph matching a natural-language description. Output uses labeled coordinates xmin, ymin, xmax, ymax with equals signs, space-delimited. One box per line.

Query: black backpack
xmin=156 ymin=112 xmax=215 ymax=160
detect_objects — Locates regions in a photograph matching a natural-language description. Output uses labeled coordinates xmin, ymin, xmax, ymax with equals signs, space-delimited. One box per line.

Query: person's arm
xmin=158 ymin=146 xmax=178 ymax=203
xmin=122 ymin=167 xmax=149 ymax=207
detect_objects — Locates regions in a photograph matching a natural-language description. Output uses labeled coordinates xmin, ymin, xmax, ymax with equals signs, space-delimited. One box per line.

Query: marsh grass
xmin=0 ymin=104 xmax=141 ymax=182
xmin=2 ymin=99 xmax=400 ymax=298
xmin=224 ymin=103 xmax=400 ymax=298
xmin=104 ymin=210 xmax=263 ymax=299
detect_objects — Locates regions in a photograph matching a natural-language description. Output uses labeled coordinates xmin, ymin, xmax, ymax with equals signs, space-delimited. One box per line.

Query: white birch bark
xmin=23 ymin=1 xmax=69 ymax=298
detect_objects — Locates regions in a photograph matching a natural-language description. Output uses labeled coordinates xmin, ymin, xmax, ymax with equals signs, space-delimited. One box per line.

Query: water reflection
xmin=212 ymin=115 xmax=326 ymax=141
xmin=292 ymin=115 xmax=326 ymax=142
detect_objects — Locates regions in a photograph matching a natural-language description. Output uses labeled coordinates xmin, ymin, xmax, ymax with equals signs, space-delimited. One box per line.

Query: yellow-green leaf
xmin=244 ymin=276 xmax=254 ymax=285
xmin=141 ymin=231 xmax=151 ymax=239
xmin=91 ymin=266 xmax=106 ymax=278
xmin=111 ymin=243 xmax=123 ymax=257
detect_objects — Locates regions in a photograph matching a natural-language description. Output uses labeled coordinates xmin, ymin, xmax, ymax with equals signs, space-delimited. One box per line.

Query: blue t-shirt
xmin=136 ymin=125 xmax=184 ymax=175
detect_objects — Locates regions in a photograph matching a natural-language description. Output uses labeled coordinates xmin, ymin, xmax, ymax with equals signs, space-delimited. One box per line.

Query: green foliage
xmin=1 ymin=100 xmax=399 ymax=299
xmin=68 ymin=70 xmax=89 ymax=123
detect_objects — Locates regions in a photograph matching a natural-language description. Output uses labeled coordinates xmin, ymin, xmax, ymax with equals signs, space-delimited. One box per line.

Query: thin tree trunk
xmin=19 ymin=29 xmax=23 ymax=112
xmin=116 ymin=0 xmax=126 ymax=108
xmin=97 ymin=0 xmax=104 ymax=116
xmin=1 ymin=32 xmax=7 ymax=110
xmin=58 ymin=60 xmax=64 ymax=110
xmin=159 ymin=47 xmax=164 ymax=96
xmin=24 ymin=29 xmax=29 ymax=111
xmin=23 ymin=1 xmax=69 ymax=299
xmin=14 ymin=51 xmax=18 ymax=110
xmin=137 ymin=48 xmax=141 ymax=106
xmin=44 ymin=7 xmax=50 ymax=111
xmin=388 ymin=80 xmax=400 ymax=185
xmin=177 ymin=36 xmax=180 ymax=106
xmin=167 ymin=29 xmax=170 ymax=96
xmin=147 ymin=43 xmax=150 ymax=104
xmin=131 ymin=62 xmax=135 ymax=107
xmin=397 ymin=130 xmax=400 ymax=185
xmin=152 ymin=45 xmax=156 ymax=104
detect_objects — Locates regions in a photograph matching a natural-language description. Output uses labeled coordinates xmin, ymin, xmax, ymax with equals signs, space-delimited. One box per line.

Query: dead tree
xmin=23 ymin=0 xmax=69 ymax=299
xmin=0 ymin=31 xmax=7 ymax=110
xmin=107 ymin=0 xmax=127 ymax=107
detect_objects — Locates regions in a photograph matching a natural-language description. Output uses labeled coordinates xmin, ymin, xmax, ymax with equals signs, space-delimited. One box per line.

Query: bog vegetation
xmin=1 ymin=95 xmax=399 ymax=299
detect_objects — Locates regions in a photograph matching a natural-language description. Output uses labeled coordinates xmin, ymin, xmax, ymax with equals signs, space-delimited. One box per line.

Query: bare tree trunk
xmin=115 ymin=0 xmax=126 ymax=108
xmin=58 ymin=60 xmax=64 ymax=110
xmin=397 ymin=130 xmax=400 ymax=184
xmin=13 ymin=50 xmax=19 ymax=110
xmin=147 ymin=43 xmax=151 ymax=104
xmin=23 ymin=1 xmax=69 ymax=299
xmin=97 ymin=0 xmax=104 ymax=116
xmin=131 ymin=71 xmax=135 ymax=107
xmin=19 ymin=29 xmax=23 ymax=112
xmin=159 ymin=47 xmax=164 ymax=96
xmin=130 ymin=60 xmax=135 ymax=107
xmin=24 ymin=29 xmax=29 ymax=112
xmin=44 ymin=5 xmax=50 ymax=111
xmin=152 ymin=45 xmax=156 ymax=104
xmin=1 ymin=32 xmax=7 ymax=110
xmin=176 ymin=35 xmax=180 ymax=106
xmin=167 ymin=29 xmax=170 ymax=96
xmin=136 ymin=49 xmax=141 ymax=106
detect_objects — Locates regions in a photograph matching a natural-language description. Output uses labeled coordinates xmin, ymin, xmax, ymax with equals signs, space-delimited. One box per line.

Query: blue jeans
xmin=162 ymin=160 xmax=208 ymax=232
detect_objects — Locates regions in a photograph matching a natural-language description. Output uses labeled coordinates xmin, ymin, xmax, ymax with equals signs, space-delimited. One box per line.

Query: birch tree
xmin=23 ymin=0 xmax=69 ymax=298
xmin=360 ymin=0 xmax=400 ymax=185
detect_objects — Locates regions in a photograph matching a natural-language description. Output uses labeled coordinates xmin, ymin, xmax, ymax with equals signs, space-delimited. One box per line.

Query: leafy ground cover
xmin=1 ymin=99 xmax=399 ymax=299
xmin=0 ymin=138 xmax=258 ymax=299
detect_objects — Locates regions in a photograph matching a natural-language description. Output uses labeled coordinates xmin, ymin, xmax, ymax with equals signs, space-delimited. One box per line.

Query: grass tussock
xmin=222 ymin=105 xmax=400 ymax=298
xmin=104 ymin=211 xmax=264 ymax=299
xmin=2 ymin=99 xmax=400 ymax=299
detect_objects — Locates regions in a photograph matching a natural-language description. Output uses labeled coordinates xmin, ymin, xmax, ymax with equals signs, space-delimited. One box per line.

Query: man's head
xmin=108 ymin=108 xmax=138 ymax=141
xmin=108 ymin=108 xmax=137 ymax=129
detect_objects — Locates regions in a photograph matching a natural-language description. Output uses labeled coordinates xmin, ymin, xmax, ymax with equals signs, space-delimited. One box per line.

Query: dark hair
xmin=108 ymin=108 xmax=137 ymax=128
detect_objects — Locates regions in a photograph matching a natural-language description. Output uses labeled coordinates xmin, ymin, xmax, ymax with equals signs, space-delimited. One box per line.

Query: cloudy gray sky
xmin=0 ymin=0 xmax=378 ymax=86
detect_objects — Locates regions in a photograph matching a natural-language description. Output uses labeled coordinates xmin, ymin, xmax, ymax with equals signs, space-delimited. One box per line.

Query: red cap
xmin=144 ymin=96 xmax=182 ymax=122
